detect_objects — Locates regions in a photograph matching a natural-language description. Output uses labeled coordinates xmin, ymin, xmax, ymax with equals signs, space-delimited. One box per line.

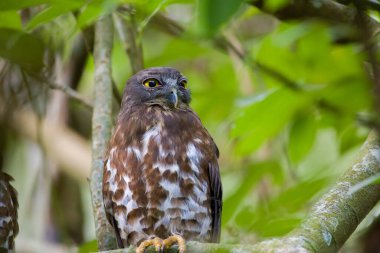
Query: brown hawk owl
xmin=102 ymin=67 xmax=222 ymax=253
xmin=0 ymin=172 xmax=18 ymax=253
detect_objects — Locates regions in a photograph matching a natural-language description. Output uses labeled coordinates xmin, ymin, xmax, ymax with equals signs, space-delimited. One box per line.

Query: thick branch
xmin=282 ymin=131 xmax=380 ymax=252
xmin=251 ymin=0 xmax=380 ymax=36
xmin=90 ymin=14 xmax=117 ymax=250
xmin=98 ymin=131 xmax=380 ymax=252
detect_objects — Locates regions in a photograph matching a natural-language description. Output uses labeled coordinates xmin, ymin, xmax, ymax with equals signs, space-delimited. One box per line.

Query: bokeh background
xmin=0 ymin=0 xmax=379 ymax=252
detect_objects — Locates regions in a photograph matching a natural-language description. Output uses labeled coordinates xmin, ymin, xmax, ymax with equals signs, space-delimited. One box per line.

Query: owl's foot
xmin=136 ymin=237 xmax=164 ymax=253
xmin=163 ymin=235 xmax=186 ymax=253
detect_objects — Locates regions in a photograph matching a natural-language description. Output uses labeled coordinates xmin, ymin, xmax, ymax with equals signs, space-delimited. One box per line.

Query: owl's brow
xmin=161 ymin=76 xmax=181 ymax=86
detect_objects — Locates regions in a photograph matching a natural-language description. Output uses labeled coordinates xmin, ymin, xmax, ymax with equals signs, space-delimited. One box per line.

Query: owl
xmin=0 ymin=172 xmax=18 ymax=253
xmin=102 ymin=67 xmax=222 ymax=253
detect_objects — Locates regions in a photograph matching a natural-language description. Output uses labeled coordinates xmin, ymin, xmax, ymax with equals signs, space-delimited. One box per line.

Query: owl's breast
xmin=104 ymin=121 xmax=212 ymax=246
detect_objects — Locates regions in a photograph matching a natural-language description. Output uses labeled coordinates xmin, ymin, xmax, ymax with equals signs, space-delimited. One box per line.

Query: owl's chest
xmin=107 ymin=123 xmax=212 ymax=244
xmin=136 ymin=123 xmax=210 ymax=211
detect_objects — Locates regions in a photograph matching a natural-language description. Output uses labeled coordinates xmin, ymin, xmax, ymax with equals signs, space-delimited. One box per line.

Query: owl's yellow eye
xmin=143 ymin=78 xmax=161 ymax=88
xmin=179 ymin=80 xmax=187 ymax=88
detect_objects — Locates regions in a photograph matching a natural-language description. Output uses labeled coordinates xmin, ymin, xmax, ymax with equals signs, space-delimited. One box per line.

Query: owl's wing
xmin=208 ymin=144 xmax=222 ymax=243
xmin=0 ymin=172 xmax=18 ymax=252
xmin=103 ymin=158 xmax=124 ymax=248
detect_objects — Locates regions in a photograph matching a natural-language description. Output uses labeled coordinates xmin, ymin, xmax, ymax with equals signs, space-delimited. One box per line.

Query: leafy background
xmin=0 ymin=0 xmax=377 ymax=252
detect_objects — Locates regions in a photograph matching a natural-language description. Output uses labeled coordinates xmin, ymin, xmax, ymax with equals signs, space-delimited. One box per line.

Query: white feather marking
xmin=154 ymin=215 xmax=170 ymax=230
xmin=160 ymin=179 xmax=182 ymax=198
xmin=106 ymin=158 xmax=118 ymax=193
xmin=153 ymin=169 xmax=211 ymax=237
xmin=0 ymin=216 xmax=12 ymax=225
xmin=200 ymin=217 xmax=212 ymax=237
xmin=182 ymin=210 xmax=196 ymax=219
xmin=193 ymin=138 xmax=203 ymax=144
xmin=154 ymin=162 xmax=180 ymax=174
xmin=116 ymin=211 xmax=147 ymax=240
xmin=127 ymin=146 xmax=142 ymax=161
xmin=193 ymin=183 xmax=208 ymax=202
xmin=186 ymin=143 xmax=203 ymax=174
xmin=142 ymin=125 xmax=161 ymax=156
xmin=158 ymin=148 xmax=175 ymax=160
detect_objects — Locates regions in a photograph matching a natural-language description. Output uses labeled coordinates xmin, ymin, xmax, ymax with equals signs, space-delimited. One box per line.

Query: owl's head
xmin=122 ymin=67 xmax=191 ymax=109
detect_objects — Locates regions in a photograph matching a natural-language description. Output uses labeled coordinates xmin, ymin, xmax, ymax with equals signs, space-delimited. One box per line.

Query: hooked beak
xmin=166 ymin=88 xmax=178 ymax=108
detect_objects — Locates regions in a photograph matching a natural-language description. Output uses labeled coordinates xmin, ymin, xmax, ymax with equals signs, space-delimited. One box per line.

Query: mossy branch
xmin=90 ymin=14 xmax=117 ymax=250
xmin=97 ymin=132 xmax=380 ymax=252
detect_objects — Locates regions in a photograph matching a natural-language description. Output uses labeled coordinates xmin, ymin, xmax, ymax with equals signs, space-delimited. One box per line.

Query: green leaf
xmin=253 ymin=215 xmax=303 ymax=237
xmin=264 ymin=0 xmax=290 ymax=12
xmin=0 ymin=0 xmax=50 ymax=11
xmin=222 ymin=161 xmax=283 ymax=225
xmin=339 ymin=125 xmax=367 ymax=153
xmin=78 ymin=239 xmax=98 ymax=253
xmin=0 ymin=11 xmax=22 ymax=29
xmin=288 ymin=113 xmax=317 ymax=164
xmin=234 ymin=206 xmax=256 ymax=230
xmin=320 ymin=76 xmax=371 ymax=115
xmin=25 ymin=1 xmax=84 ymax=31
xmin=76 ymin=0 xmax=118 ymax=28
xmin=198 ymin=0 xmax=245 ymax=36
xmin=231 ymin=88 xmax=310 ymax=155
xmin=265 ymin=178 xmax=328 ymax=213
xmin=0 ymin=28 xmax=44 ymax=71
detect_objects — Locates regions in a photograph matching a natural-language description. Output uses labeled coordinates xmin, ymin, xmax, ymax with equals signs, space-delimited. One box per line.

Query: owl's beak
xmin=166 ymin=89 xmax=178 ymax=108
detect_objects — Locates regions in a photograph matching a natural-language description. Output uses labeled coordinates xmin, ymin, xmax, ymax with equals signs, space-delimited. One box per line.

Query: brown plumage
xmin=0 ymin=172 xmax=18 ymax=253
xmin=102 ymin=67 xmax=222 ymax=251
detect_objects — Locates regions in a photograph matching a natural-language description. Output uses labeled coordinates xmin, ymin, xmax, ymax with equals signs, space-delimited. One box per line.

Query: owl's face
xmin=123 ymin=67 xmax=191 ymax=109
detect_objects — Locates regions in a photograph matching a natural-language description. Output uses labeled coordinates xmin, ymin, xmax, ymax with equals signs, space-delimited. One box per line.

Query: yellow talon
xmin=163 ymin=235 xmax=186 ymax=253
xmin=136 ymin=237 xmax=164 ymax=253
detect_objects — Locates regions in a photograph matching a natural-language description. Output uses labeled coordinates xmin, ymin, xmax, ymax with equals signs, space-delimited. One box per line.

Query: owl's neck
xmin=111 ymin=104 xmax=199 ymax=147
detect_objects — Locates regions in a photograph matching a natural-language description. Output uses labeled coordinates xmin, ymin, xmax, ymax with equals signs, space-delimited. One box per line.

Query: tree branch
xmin=90 ymin=14 xmax=117 ymax=250
xmin=151 ymin=13 xmax=301 ymax=91
xmin=48 ymin=81 xmax=93 ymax=109
xmin=114 ymin=7 xmax=144 ymax=74
xmin=8 ymin=108 xmax=90 ymax=182
xmin=251 ymin=0 xmax=380 ymax=36
xmin=97 ymin=131 xmax=380 ymax=252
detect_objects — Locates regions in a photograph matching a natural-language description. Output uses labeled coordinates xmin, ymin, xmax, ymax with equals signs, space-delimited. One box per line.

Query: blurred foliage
xmin=78 ymin=240 xmax=98 ymax=253
xmin=0 ymin=0 xmax=377 ymax=252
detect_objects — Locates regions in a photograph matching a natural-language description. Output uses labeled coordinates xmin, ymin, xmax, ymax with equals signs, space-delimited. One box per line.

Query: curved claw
xmin=163 ymin=235 xmax=186 ymax=253
xmin=136 ymin=237 xmax=164 ymax=253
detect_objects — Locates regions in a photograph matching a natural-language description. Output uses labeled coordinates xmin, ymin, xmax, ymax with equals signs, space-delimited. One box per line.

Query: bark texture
xmin=90 ymin=14 xmax=117 ymax=250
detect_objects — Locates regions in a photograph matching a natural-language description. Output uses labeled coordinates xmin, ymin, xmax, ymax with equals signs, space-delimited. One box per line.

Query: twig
xmin=91 ymin=14 xmax=117 ymax=250
xmin=48 ymin=82 xmax=93 ymax=109
xmin=115 ymin=7 xmax=144 ymax=73
xmin=216 ymin=35 xmax=301 ymax=90
xmin=151 ymin=13 xmax=301 ymax=91
xmin=79 ymin=23 xmax=122 ymax=105
xmin=138 ymin=0 xmax=167 ymax=32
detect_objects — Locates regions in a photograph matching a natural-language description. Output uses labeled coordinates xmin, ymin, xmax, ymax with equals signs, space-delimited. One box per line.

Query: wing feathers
xmin=208 ymin=162 xmax=222 ymax=242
